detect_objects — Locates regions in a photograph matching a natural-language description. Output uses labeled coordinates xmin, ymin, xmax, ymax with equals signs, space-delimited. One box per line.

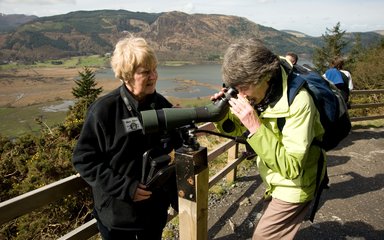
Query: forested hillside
xmin=0 ymin=10 xmax=382 ymax=63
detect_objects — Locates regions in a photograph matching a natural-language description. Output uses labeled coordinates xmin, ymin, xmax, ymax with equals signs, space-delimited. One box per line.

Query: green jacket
xmin=215 ymin=65 xmax=326 ymax=203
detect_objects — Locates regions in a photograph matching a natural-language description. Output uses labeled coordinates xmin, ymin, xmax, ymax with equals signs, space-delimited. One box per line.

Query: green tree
xmin=312 ymin=22 xmax=348 ymax=73
xmin=351 ymin=40 xmax=384 ymax=90
xmin=72 ymin=66 xmax=103 ymax=103
xmin=63 ymin=67 xmax=103 ymax=138
xmin=348 ymin=33 xmax=364 ymax=67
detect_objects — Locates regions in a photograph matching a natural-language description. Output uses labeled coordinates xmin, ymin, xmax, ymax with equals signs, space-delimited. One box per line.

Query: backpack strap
xmin=307 ymin=151 xmax=329 ymax=222
xmin=276 ymin=61 xmax=307 ymax=131
xmin=280 ymin=59 xmax=308 ymax=105
xmin=287 ymin=74 xmax=306 ymax=105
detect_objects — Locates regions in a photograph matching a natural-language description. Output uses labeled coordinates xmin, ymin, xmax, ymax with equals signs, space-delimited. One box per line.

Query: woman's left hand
xmin=229 ymin=95 xmax=261 ymax=135
xmin=133 ymin=183 xmax=152 ymax=202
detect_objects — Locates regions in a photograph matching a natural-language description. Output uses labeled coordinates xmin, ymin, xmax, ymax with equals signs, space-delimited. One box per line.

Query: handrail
xmin=0 ymin=174 xmax=89 ymax=226
xmin=350 ymin=102 xmax=384 ymax=109
xmin=58 ymin=219 xmax=98 ymax=240
xmin=349 ymin=89 xmax=384 ymax=122
xmin=351 ymin=89 xmax=384 ymax=95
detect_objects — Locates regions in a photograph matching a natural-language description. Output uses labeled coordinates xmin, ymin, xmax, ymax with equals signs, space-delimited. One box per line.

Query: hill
xmin=0 ymin=13 xmax=38 ymax=33
xmin=374 ymin=30 xmax=384 ymax=36
xmin=281 ymin=30 xmax=309 ymax=38
xmin=0 ymin=10 xmax=382 ymax=63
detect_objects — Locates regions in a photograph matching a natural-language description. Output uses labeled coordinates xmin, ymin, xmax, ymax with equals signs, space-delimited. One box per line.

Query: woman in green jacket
xmin=212 ymin=38 xmax=326 ymax=239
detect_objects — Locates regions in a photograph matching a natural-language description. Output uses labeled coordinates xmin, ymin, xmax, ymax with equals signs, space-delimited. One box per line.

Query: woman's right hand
xmin=133 ymin=183 xmax=152 ymax=202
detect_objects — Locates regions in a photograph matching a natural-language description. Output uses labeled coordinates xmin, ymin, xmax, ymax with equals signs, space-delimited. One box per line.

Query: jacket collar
xmin=121 ymin=84 xmax=158 ymax=111
xmin=260 ymin=65 xmax=290 ymax=118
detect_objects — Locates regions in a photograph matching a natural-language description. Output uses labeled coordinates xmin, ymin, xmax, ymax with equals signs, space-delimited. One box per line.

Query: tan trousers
xmin=252 ymin=197 xmax=310 ymax=240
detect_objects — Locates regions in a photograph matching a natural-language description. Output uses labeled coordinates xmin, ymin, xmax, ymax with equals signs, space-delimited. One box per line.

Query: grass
xmin=0 ymin=102 xmax=67 ymax=137
xmin=352 ymin=119 xmax=384 ymax=129
xmin=0 ymin=55 xmax=110 ymax=71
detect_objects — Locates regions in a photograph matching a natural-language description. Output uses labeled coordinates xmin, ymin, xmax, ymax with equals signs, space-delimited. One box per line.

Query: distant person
xmin=323 ymin=57 xmax=350 ymax=104
xmin=341 ymin=69 xmax=354 ymax=92
xmin=285 ymin=52 xmax=298 ymax=65
xmin=212 ymin=38 xmax=326 ymax=239
xmin=338 ymin=64 xmax=354 ymax=92
xmin=72 ymin=36 xmax=182 ymax=240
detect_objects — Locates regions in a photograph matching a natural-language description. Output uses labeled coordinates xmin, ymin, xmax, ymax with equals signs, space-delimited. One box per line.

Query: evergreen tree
xmin=312 ymin=22 xmax=348 ymax=73
xmin=64 ymin=67 xmax=103 ymax=138
xmin=72 ymin=66 xmax=103 ymax=103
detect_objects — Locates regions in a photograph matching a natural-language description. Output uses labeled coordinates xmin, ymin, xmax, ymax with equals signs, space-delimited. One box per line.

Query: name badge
xmin=122 ymin=117 xmax=143 ymax=133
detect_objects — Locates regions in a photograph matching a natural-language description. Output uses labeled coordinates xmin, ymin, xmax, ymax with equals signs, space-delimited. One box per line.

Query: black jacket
xmin=72 ymin=85 xmax=182 ymax=230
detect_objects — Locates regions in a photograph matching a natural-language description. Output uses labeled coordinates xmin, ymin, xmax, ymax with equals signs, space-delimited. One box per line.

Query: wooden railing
xmin=1 ymin=89 xmax=383 ymax=239
xmin=349 ymin=89 xmax=384 ymax=122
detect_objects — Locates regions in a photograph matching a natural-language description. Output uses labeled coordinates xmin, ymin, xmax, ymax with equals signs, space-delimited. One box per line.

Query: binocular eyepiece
xmin=215 ymin=87 xmax=238 ymax=105
xmin=141 ymin=87 xmax=238 ymax=134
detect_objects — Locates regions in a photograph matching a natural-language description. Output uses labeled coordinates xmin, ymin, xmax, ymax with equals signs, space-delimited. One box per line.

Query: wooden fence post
xmin=226 ymin=143 xmax=239 ymax=183
xmin=175 ymin=146 xmax=208 ymax=240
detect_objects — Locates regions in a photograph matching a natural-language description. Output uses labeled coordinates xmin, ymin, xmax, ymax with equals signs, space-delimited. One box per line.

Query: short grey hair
xmin=222 ymin=38 xmax=280 ymax=89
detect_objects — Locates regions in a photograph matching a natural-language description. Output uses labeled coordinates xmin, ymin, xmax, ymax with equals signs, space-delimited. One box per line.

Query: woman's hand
xmin=210 ymin=88 xmax=227 ymax=102
xmin=229 ymin=94 xmax=261 ymax=135
xmin=133 ymin=183 xmax=152 ymax=202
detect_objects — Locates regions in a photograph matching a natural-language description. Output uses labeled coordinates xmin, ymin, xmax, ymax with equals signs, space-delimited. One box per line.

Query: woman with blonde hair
xmin=72 ymin=36 xmax=181 ymax=240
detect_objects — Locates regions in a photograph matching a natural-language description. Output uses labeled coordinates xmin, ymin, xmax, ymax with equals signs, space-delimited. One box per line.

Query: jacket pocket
xmin=95 ymin=191 xmax=139 ymax=229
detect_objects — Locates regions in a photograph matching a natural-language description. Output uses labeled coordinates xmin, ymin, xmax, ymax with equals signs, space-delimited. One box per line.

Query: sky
xmin=1 ymin=0 xmax=383 ymax=37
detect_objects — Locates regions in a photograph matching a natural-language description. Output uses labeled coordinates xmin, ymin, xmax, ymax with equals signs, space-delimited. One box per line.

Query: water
xmin=41 ymin=100 xmax=74 ymax=112
xmin=41 ymin=64 xmax=223 ymax=112
xmin=96 ymin=64 xmax=223 ymax=98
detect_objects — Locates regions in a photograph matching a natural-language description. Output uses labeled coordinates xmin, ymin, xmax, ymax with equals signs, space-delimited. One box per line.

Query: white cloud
xmin=0 ymin=0 xmax=75 ymax=4
xmin=182 ymin=2 xmax=195 ymax=14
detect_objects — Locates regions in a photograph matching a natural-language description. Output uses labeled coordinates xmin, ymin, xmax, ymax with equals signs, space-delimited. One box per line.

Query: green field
xmin=0 ymin=102 xmax=68 ymax=137
xmin=0 ymin=55 xmax=196 ymax=71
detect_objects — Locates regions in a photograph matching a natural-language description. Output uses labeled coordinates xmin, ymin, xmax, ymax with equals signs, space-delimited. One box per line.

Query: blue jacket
xmin=324 ymin=67 xmax=344 ymax=85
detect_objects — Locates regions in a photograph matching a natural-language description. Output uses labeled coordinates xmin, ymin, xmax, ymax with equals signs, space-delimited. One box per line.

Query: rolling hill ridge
xmin=0 ymin=10 xmax=382 ymax=62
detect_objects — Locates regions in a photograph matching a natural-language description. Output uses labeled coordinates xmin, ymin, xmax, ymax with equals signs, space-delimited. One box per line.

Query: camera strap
xmin=119 ymin=86 xmax=143 ymax=133
xmin=120 ymin=86 xmax=133 ymax=113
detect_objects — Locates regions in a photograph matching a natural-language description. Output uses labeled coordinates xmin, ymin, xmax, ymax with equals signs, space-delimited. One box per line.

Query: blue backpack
xmin=279 ymin=60 xmax=352 ymax=151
